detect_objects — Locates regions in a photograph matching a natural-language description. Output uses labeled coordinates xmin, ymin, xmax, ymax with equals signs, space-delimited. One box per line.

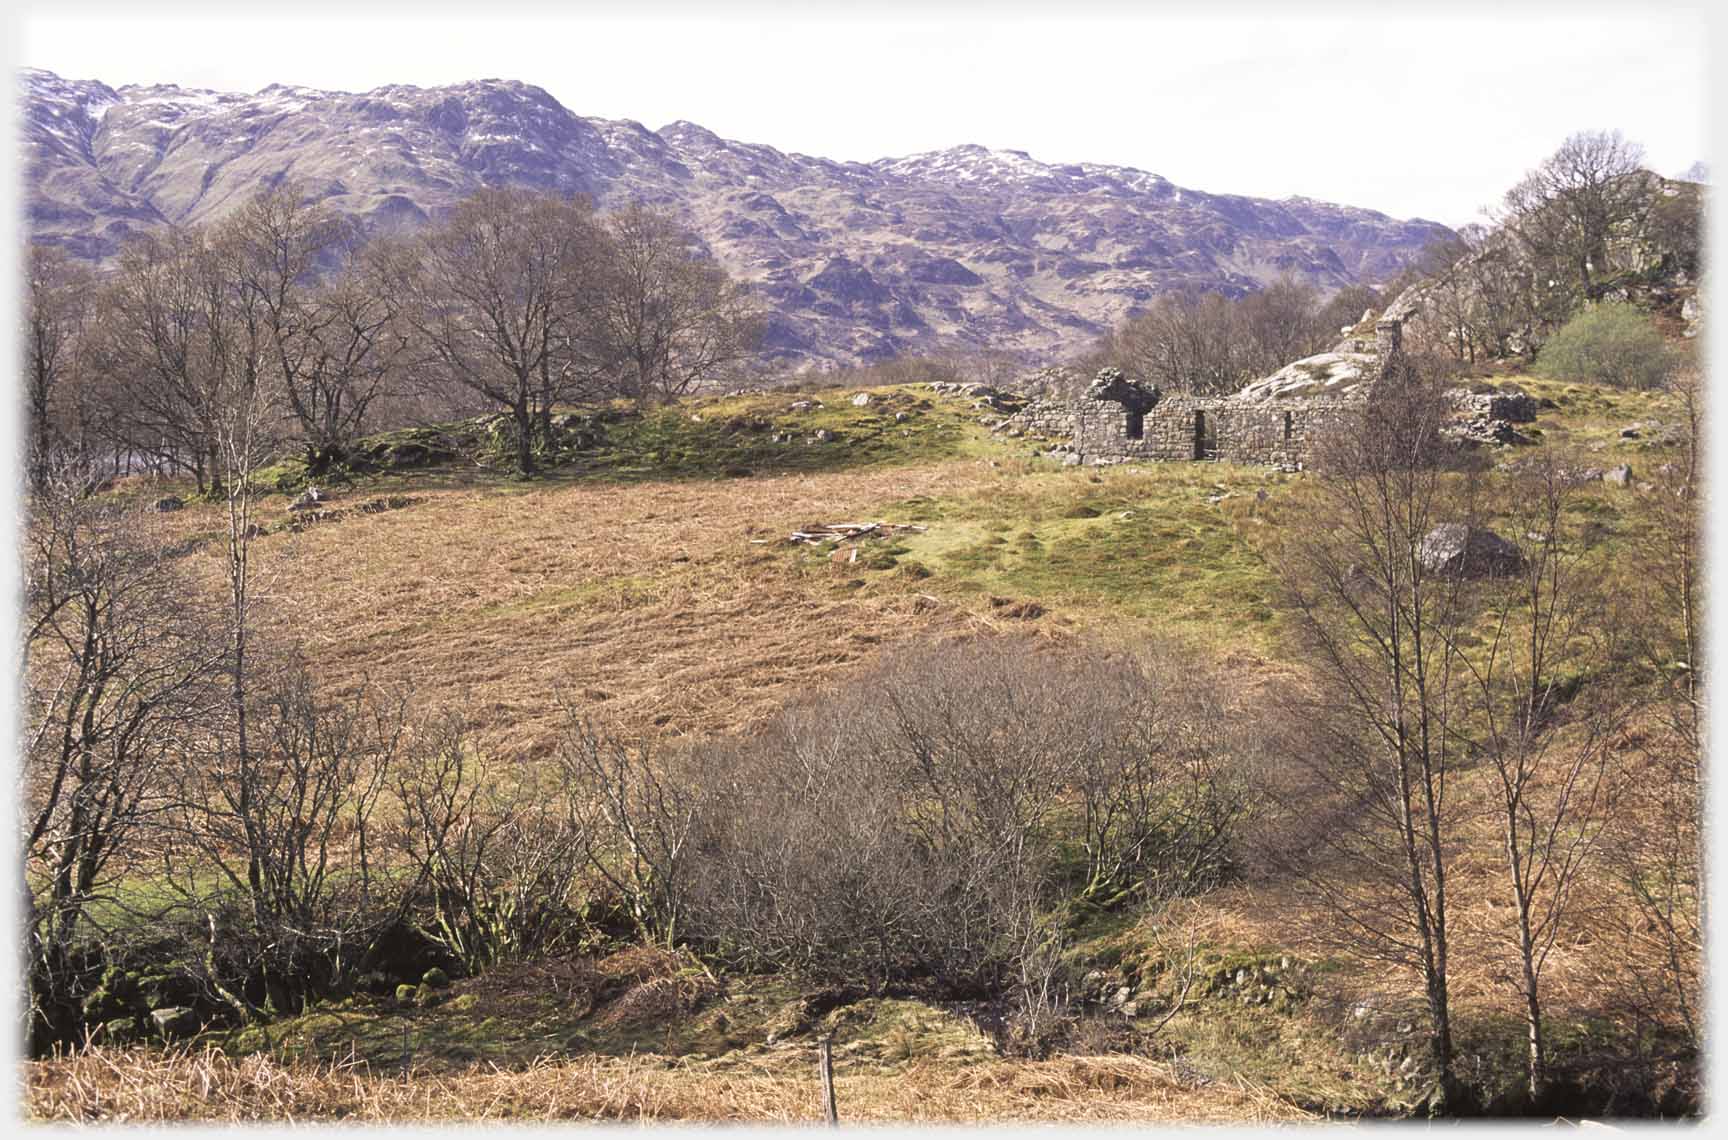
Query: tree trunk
xmin=1506 ymin=812 xmax=1547 ymax=1102
xmin=232 ymin=536 xmax=263 ymax=916
xmin=513 ymin=399 xmax=537 ymax=477
xmin=537 ymin=399 xmax=555 ymax=452
xmin=1521 ymin=952 xmax=1546 ymax=1102
xmin=303 ymin=442 xmax=343 ymax=479
xmin=1425 ymin=960 xmax=1454 ymax=1084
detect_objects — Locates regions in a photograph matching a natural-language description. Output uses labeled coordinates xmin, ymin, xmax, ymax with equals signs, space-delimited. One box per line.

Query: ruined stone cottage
xmin=1003 ymin=314 xmax=1533 ymax=468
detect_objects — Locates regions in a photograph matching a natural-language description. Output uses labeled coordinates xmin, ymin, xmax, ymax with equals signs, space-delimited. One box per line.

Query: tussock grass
xmin=138 ymin=374 xmax=1676 ymax=751
xmin=26 ymin=1044 xmax=1311 ymax=1122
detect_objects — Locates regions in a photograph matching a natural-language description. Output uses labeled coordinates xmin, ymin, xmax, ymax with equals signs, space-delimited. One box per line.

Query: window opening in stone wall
xmin=1126 ymin=408 xmax=1144 ymax=440
xmin=1283 ymin=412 xmax=1293 ymax=441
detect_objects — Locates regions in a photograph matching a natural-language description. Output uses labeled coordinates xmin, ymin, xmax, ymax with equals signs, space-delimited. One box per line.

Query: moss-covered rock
xmin=81 ymin=966 xmax=145 ymax=1023
xmin=136 ymin=969 xmax=196 ymax=1008
xmin=149 ymin=1006 xmax=200 ymax=1040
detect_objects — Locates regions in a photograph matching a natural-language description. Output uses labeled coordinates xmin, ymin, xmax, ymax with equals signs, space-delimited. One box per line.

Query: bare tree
xmin=170 ymin=665 xmax=407 ymax=1016
xmin=21 ymin=467 xmax=226 ymax=1048
xmin=1461 ymin=238 xmax=1545 ymax=360
xmin=1263 ymin=371 xmax=1474 ymax=1106
xmin=205 ymin=262 xmax=285 ymax=927
xmin=1599 ymin=367 xmax=1702 ymax=1047
xmin=954 ymin=347 xmax=1024 ymax=391
xmin=22 ymin=245 xmax=94 ymax=488
xmin=667 ymin=637 xmax=1247 ymax=1011
xmin=1237 ymin=276 xmax=1326 ymax=374
xmin=90 ymin=230 xmax=229 ymax=492
xmin=387 ymin=188 xmax=600 ymax=476
xmin=1639 ymin=368 xmax=1703 ymax=731
xmin=555 ymin=715 xmax=707 ymax=947
xmin=582 ymin=203 xmax=763 ymax=405
xmin=1113 ymin=291 xmax=1248 ymax=394
xmin=1453 ymin=452 xmax=1625 ymax=1100
xmin=1501 ymin=130 xmax=1652 ymax=302
xmin=1109 ymin=281 xmax=1337 ymax=393
xmin=1076 ymin=650 xmax=1247 ymax=908
xmin=285 ymin=264 xmax=408 ymax=475
xmin=678 ymin=721 xmax=934 ymax=991
xmin=1407 ymin=237 xmax=1487 ymax=365
xmin=41 ymin=216 xmax=292 ymax=1021
xmin=1644 ymin=182 xmax=1704 ymax=278
xmin=391 ymin=711 xmax=587 ymax=972
xmin=90 ymin=217 xmax=283 ymax=497
xmin=221 ymin=185 xmax=404 ymax=476
xmin=1314 ymin=283 xmax=1384 ymax=340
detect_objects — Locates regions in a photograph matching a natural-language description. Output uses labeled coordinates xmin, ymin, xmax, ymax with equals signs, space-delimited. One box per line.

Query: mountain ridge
xmin=21 ymin=66 xmax=1457 ymax=369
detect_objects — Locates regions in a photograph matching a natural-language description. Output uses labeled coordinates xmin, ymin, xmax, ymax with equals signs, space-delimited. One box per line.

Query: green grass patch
xmin=867 ymin=463 xmax=1291 ymax=648
xmin=1511 ymin=374 xmax=1688 ymax=460
xmin=565 ymin=387 xmax=992 ymax=481
xmin=221 ymin=383 xmax=1005 ymax=501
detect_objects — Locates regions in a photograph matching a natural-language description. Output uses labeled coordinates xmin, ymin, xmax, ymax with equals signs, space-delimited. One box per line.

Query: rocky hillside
xmin=22 ymin=67 xmax=1455 ymax=369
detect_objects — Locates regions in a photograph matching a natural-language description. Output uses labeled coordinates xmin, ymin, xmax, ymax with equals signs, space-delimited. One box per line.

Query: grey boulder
xmin=1418 ymin=524 xmax=1525 ymax=579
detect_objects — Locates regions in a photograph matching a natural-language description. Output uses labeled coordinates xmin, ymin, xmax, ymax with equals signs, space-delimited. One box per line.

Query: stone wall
xmin=1002 ymin=381 xmax=1367 ymax=469
xmin=1446 ymin=389 xmax=1538 ymax=423
xmin=1072 ymin=395 xmax=1362 ymax=469
xmin=1003 ymin=315 xmax=1407 ymax=469
xmin=1375 ymin=318 xmax=1403 ymax=360
xmin=1005 ymin=397 xmax=1080 ymax=439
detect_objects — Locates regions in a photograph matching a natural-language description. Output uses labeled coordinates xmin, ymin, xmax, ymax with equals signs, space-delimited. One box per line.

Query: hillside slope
xmin=52 ymin=370 xmax=1696 ymax=1122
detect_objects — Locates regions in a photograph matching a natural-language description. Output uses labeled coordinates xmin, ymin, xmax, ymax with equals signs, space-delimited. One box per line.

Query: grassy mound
xmin=257 ymin=384 xmax=997 ymax=492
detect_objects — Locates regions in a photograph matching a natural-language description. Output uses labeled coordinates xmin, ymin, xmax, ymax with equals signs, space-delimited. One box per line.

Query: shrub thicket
xmin=558 ymin=636 xmax=1253 ymax=1052
xmin=1534 ymin=301 xmax=1675 ymax=389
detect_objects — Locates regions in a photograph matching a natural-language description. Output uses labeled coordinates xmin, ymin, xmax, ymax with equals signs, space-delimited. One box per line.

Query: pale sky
xmin=9 ymin=1 xmax=1721 ymax=230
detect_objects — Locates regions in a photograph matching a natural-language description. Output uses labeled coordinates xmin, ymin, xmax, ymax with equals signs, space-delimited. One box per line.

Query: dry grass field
xmin=165 ymin=448 xmax=1295 ymax=750
xmin=175 ymin=460 xmax=1025 ymax=749
xmin=157 ymin=373 xmax=1679 ymax=749
xmin=27 ymin=1044 xmax=1309 ymax=1123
